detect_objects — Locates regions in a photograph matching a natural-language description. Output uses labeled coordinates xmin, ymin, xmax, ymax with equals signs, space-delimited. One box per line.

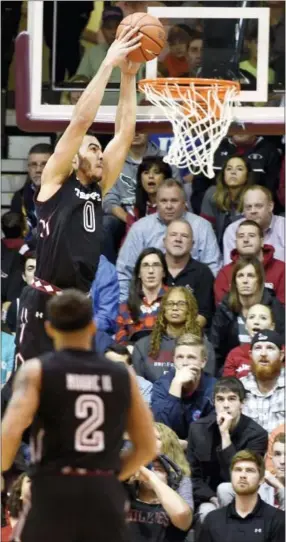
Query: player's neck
xmin=235 ymin=493 xmax=259 ymax=518
xmin=54 ymin=336 xmax=93 ymax=351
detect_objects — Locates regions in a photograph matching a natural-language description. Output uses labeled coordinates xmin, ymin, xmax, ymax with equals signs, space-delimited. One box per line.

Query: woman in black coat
xmin=211 ymin=256 xmax=285 ymax=375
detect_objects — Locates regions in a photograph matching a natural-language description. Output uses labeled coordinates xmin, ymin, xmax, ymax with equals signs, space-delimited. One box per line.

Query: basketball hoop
xmin=138 ymin=78 xmax=240 ymax=178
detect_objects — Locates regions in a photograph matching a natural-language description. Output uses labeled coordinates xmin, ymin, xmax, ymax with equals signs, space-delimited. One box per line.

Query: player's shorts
xmin=12 ymin=474 xmax=130 ymax=542
xmin=15 ymin=285 xmax=53 ymax=364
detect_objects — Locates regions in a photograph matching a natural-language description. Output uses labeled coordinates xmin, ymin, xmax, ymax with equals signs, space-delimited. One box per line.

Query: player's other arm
xmin=119 ymin=368 xmax=157 ymax=481
xmin=101 ymin=61 xmax=140 ymax=197
xmin=39 ymin=27 xmax=142 ymax=199
xmin=1 ymin=360 xmax=41 ymax=472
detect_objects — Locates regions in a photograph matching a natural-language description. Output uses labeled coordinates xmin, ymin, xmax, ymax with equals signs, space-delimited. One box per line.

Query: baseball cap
xmin=251 ymin=330 xmax=284 ymax=350
xmin=102 ymin=6 xmax=123 ymax=24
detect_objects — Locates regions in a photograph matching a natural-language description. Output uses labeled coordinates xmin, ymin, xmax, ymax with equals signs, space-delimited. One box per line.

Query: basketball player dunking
xmin=2 ymin=290 xmax=156 ymax=542
xmin=15 ymin=25 xmax=142 ymax=366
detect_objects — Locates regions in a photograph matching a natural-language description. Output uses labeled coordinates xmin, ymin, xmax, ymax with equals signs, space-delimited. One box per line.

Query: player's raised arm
xmin=1 ymin=360 xmax=41 ymax=472
xmin=101 ymin=59 xmax=140 ymax=196
xmin=119 ymin=368 xmax=157 ymax=481
xmin=40 ymin=26 xmax=142 ymax=197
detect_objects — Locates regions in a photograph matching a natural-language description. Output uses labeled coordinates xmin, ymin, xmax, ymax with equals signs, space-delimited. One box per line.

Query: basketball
xmin=116 ymin=12 xmax=166 ymax=63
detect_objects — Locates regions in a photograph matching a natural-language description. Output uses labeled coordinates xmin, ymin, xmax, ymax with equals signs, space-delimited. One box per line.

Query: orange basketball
xmin=116 ymin=12 xmax=166 ymax=63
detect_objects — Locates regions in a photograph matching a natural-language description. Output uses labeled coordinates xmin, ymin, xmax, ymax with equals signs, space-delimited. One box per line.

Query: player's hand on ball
xmin=105 ymin=25 xmax=142 ymax=68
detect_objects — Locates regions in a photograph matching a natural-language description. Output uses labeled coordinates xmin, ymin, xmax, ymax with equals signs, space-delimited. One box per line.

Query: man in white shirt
xmin=223 ymin=185 xmax=285 ymax=264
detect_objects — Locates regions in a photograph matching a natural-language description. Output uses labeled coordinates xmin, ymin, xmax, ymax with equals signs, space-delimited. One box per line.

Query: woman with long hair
xmin=132 ymin=286 xmax=215 ymax=382
xmin=155 ymin=423 xmax=191 ymax=474
xmin=211 ymin=257 xmax=285 ymax=374
xmin=125 ymin=156 xmax=172 ymax=234
xmin=201 ymin=156 xmax=254 ymax=248
xmin=116 ymin=248 xmax=168 ymax=344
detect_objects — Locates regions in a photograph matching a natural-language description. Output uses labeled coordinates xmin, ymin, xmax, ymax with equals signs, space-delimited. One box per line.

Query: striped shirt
xmin=241 ymin=368 xmax=285 ymax=433
xmin=115 ymin=287 xmax=167 ymax=345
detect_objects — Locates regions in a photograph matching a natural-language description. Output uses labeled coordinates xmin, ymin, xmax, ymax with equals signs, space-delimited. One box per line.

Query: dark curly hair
xmin=127 ymin=248 xmax=168 ymax=322
xmin=135 ymin=156 xmax=172 ymax=218
xmin=149 ymin=286 xmax=201 ymax=359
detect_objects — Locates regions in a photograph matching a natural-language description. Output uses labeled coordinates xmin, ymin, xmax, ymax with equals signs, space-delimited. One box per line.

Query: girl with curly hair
xmin=132 ymin=286 xmax=215 ymax=382
xmin=201 ymin=156 xmax=254 ymax=249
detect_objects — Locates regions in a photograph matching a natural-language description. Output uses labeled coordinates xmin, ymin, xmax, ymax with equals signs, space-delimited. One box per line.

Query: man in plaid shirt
xmin=241 ymin=330 xmax=285 ymax=434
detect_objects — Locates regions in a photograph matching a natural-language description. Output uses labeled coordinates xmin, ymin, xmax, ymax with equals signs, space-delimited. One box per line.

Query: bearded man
xmin=240 ymin=330 xmax=285 ymax=433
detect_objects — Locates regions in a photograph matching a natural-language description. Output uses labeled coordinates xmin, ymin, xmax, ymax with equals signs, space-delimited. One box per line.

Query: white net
xmin=139 ymin=79 xmax=240 ymax=179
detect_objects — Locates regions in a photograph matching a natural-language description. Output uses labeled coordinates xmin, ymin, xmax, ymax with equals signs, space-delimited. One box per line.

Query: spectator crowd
xmin=1 ymin=1 xmax=285 ymax=541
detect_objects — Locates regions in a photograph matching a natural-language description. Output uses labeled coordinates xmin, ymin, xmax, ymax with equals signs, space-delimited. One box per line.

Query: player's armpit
xmin=118 ymin=368 xmax=157 ymax=481
xmin=1 ymin=359 xmax=41 ymax=472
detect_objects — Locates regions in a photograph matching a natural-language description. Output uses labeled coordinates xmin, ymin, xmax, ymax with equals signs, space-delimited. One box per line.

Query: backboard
xmin=15 ymin=1 xmax=285 ymax=135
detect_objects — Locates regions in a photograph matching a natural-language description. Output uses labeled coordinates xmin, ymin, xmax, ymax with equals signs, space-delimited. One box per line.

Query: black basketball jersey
xmin=28 ymin=349 xmax=131 ymax=477
xmin=35 ymin=174 xmax=102 ymax=292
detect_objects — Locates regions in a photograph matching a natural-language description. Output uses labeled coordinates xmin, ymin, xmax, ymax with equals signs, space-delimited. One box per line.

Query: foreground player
xmin=2 ymin=290 xmax=156 ymax=542
xmin=15 ymin=24 xmax=142 ymax=365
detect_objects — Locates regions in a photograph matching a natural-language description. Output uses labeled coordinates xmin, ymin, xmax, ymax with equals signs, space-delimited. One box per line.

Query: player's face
xmin=157 ymin=186 xmax=186 ymax=224
xmin=28 ymin=152 xmax=52 ymax=186
xmin=246 ymin=304 xmax=274 ymax=337
xmin=224 ymin=157 xmax=248 ymax=189
xmin=141 ymin=165 xmax=165 ymax=196
xmin=243 ymin=190 xmax=274 ymax=229
xmin=231 ymin=460 xmax=261 ymax=495
xmin=214 ymin=391 xmax=242 ymax=428
xmin=22 ymin=258 xmax=36 ymax=286
xmin=272 ymin=442 xmax=285 ymax=481
xmin=236 ymin=225 xmax=263 ymax=256
xmin=164 ymin=221 xmax=193 ymax=258
xmin=164 ymin=289 xmax=188 ymax=325
xmin=188 ymin=38 xmax=203 ymax=69
xmin=235 ymin=264 xmax=259 ymax=297
xmin=139 ymin=253 xmax=165 ymax=290
xmin=251 ymin=341 xmax=284 ymax=381
xmin=77 ymin=136 xmax=103 ymax=183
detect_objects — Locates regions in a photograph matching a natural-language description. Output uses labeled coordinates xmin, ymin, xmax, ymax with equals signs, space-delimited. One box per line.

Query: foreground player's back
xmin=29 ymin=349 xmax=130 ymax=476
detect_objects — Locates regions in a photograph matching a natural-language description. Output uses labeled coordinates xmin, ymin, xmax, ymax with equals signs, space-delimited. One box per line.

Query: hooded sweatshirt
xmin=214 ymin=244 xmax=285 ymax=305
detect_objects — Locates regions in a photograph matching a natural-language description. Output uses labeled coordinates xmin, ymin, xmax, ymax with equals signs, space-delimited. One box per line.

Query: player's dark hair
xmin=47 ymin=289 xmax=93 ymax=331
xmin=237 ymin=219 xmax=264 ymax=238
xmin=1 ymin=211 xmax=24 ymax=238
xmin=105 ymin=344 xmax=132 ymax=365
xmin=28 ymin=143 xmax=53 ymax=155
xmin=214 ymin=376 xmax=246 ymax=402
xmin=128 ymin=248 xmax=168 ymax=323
xmin=135 ymin=156 xmax=172 ymax=218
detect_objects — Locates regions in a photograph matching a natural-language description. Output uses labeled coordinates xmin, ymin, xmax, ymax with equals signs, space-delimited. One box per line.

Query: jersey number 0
xmin=74 ymin=394 xmax=105 ymax=452
xmin=83 ymin=201 xmax=96 ymax=232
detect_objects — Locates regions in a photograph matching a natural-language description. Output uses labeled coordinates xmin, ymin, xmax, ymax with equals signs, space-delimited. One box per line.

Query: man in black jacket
xmin=187 ymin=377 xmax=268 ymax=529
xmin=164 ymin=218 xmax=215 ymax=330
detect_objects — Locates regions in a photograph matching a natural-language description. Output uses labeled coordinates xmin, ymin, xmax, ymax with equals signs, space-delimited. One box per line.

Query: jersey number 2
xmin=74 ymin=394 xmax=105 ymax=452
xmin=83 ymin=201 xmax=96 ymax=232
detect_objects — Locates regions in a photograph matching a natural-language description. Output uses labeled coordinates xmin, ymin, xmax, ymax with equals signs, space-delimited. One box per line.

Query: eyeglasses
xmin=141 ymin=262 xmax=163 ymax=270
xmin=165 ymin=301 xmax=187 ymax=309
